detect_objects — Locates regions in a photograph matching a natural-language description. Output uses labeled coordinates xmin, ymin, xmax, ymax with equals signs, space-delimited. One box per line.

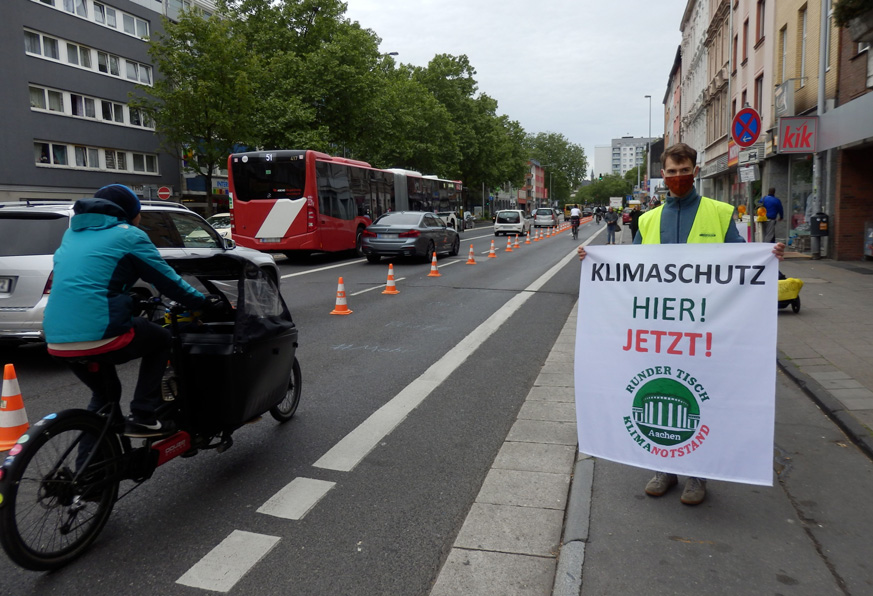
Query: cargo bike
xmin=0 ymin=253 xmax=301 ymax=570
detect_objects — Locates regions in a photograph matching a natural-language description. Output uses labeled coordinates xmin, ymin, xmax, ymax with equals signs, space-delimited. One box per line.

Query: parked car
xmin=533 ymin=207 xmax=560 ymax=228
xmin=463 ymin=212 xmax=476 ymax=229
xmin=436 ymin=211 xmax=460 ymax=232
xmin=361 ymin=211 xmax=460 ymax=263
xmin=0 ymin=200 xmax=278 ymax=346
xmin=622 ymin=208 xmax=632 ymax=224
xmin=493 ymin=209 xmax=531 ymax=237
xmin=582 ymin=208 xmax=593 ymax=217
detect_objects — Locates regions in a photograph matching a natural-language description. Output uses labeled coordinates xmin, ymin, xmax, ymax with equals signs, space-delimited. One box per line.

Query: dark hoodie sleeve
xmin=125 ymin=228 xmax=206 ymax=308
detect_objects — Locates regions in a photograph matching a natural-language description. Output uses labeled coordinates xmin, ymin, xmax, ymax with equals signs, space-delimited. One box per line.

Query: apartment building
xmin=1 ymin=0 xmax=180 ymax=202
xmin=664 ymin=46 xmax=682 ymax=150
xmin=679 ymin=0 xmax=710 ymax=190
xmin=610 ymin=137 xmax=656 ymax=178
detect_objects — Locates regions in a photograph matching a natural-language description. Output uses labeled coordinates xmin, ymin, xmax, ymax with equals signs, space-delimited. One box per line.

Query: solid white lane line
xmin=313 ymin=247 xmax=581 ymax=473
xmin=257 ymin=478 xmax=336 ymax=520
xmin=350 ymin=277 xmax=408 ymax=296
xmin=176 ymin=530 xmax=280 ymax=593
xmin=281 ymin=259 xmax=366 ymax=279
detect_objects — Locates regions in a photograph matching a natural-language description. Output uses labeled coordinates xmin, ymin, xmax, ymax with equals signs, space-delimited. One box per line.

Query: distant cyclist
xmin=569 ymin=206 xmax=582 ymax=240
xmin=595 ymin=206 xmax=603 ymax=224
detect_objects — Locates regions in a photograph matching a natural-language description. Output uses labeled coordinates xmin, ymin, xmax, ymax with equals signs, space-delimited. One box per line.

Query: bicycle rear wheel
xmin=0 ymin=409 xmax=121 ymax=570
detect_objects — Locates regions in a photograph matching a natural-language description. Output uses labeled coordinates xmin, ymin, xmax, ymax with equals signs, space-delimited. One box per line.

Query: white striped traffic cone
xmin=330 ymin=277 xmax=353 ymax=315
xmin=427 ymin=252 xmax=441 ymax=277
xmin=382 ymin=264 xmax=399 ymax=294
xmin=0 ymin=364 xmax=29 ymax=451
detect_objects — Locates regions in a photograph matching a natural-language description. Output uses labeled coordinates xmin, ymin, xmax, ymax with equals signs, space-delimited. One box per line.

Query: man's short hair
xmin=661 ymin=143 xmax=697 ymax=167
xmin=768 ymin=187 xmax=776 ymax=195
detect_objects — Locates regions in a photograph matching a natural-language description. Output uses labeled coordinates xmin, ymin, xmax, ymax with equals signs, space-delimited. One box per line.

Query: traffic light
xmin=598 ymin=174 xmax=603 ymax=181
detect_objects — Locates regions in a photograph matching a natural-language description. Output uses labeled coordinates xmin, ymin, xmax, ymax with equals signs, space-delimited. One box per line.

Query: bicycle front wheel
xmin=0 ymin=409 xmax=121 ymax=571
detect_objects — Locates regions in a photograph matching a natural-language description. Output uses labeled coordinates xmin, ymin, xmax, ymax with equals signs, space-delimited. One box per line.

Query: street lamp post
xmin=645 ymin=95 xmax=652 ymax=194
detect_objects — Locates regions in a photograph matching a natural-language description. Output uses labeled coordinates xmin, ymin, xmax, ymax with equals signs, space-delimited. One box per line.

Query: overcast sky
xmin=344 ymin=0 xmax=688 ymax=173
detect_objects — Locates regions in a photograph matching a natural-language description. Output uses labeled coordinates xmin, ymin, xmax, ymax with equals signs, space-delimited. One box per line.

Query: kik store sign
xmin=778 ymin=116 xmax=818 ymax=154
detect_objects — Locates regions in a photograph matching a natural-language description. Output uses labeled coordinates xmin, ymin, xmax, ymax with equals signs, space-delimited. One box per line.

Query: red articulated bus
xmin=228 ymin=150 xmax=462 ymax=258
xmin=227 ymin=150 xmax=390 ymax=258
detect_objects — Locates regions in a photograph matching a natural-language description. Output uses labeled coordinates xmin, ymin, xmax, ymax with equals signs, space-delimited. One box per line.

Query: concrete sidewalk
xmin=429 ymin=255 xmax=873 ymax=595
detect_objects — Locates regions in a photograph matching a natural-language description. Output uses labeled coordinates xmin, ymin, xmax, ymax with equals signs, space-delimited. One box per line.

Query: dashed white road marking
xmin=350 ymin=277 xmax=407 ymax=296
xmin=257 ymin=477 xmax=336 ymax=520
xmin=313 ymin=246 xmax=580 ymax=473
xmin=176 ymin=530 xmax=280 ymax=592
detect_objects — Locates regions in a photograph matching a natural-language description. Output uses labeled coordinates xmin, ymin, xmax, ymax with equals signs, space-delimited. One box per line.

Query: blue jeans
xmin=606 ymin=225 xmax=616 ymax=243
xmin=62 ymin=317 xmax=172 ymax=421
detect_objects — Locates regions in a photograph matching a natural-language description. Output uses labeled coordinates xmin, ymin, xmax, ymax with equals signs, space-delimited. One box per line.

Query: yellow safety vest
xmin=638 ymin=197 xmax=735 ymax=244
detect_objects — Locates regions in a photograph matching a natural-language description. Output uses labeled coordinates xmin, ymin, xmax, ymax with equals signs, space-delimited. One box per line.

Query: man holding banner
xmin=576 ymin=143 xmax=784 ymax=506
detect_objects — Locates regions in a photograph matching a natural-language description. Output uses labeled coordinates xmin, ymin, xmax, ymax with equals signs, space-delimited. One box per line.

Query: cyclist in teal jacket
xmin=44 ymin=184 xmax=213 ymax=437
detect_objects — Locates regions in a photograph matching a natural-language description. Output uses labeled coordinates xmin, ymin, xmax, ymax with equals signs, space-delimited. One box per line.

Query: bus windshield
xmin=230 ymin=157 xmax=306 ymax=201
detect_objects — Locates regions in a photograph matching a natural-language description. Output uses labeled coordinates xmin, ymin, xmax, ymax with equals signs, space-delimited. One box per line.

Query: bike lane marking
xmin=256 ymin=477 xmax=336 ymax=520
xmin=312 ymin=245 xmax=583 ymax=473
xmin=176 ymin=530 xmax=280 ymax=592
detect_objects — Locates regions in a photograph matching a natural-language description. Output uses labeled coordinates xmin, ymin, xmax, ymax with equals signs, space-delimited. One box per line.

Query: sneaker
xmin=124 ymin=416 xmax=176 ymax=438
xmin=681 ymin=477 xmax=707 ymax=505
xmin=645 ymin=472 xmax=678 ymax=497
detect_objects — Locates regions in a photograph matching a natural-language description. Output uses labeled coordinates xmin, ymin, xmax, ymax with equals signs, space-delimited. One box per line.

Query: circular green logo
xmin=631 ymin=378 xmax=700 ymax=446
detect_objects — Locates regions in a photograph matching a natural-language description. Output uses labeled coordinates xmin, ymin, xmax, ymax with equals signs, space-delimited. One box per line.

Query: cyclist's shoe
xmin=124 ymin=415 xmax=176 ymax=438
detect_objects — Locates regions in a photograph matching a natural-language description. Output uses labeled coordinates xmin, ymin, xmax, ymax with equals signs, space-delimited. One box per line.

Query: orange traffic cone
xmin=0 ymin=364 xmax=29 ymax=451
xmin=525 ymin=231 xmax=531 ymax=244
xmin=466 ymin=244 xmax=477 ymax=265
xmin=427 ymin=252 xmax=441 ymax=277
xmin=487 ymin=240 xmax=497 ymax=258
xmin=534 ymin=229 xmax=540 ymax=242
xmin=514 ymin=235 xmax=520 ymax=248
xmin=330 ymin=277 xmax=353 ymax=315
xmin=505 ymin=237 xmax=513 ymax=253
xmin=382 ymin=264 xmax=399 ymax=294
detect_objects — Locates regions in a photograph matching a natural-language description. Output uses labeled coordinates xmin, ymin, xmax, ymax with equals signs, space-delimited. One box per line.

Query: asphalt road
xmin=0 ymin=221 xmax=591 ymax=595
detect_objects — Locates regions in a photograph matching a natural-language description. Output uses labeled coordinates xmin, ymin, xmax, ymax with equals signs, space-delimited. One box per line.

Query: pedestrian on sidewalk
xmin=577 ymin=142 xmax=785 ymax=505
xmin=604 ymin=207 xmax=619 ymax=244
xmin=757 ymin=188 xmax=784 ymax=243
xmin=628 ymin=203 xmax=642 ymax=242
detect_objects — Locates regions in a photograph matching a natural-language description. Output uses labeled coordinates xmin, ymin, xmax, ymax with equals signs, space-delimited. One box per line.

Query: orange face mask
xmin=664 ymin=174 xmax=695 ymax=197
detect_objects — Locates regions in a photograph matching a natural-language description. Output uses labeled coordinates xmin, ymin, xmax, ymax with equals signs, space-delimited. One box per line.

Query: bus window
xmin=231 ymin=158 xmax=305 ymax=201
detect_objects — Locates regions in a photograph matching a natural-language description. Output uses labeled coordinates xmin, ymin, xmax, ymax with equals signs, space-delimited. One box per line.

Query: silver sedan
xmin=361 ymin=211 xmax=461 ymax=264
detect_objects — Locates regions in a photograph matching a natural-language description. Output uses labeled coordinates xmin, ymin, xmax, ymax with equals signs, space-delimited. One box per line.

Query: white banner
xmin=575 ymin=243 xmax=778 ymax=485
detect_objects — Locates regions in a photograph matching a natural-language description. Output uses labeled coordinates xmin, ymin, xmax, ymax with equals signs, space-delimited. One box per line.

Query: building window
xmin=754 ymin=75 xmax=764 ymax=114
xmin=97 ymin=51 xmax=120 ymax=76
xmin=732 ymin=34 xmax=738 ymax=71
xmin=780 ymin=26 xmax=788 ymax=83
xmin=70 ymin=94 xmax=96 ymax=118
xmin=62 ymin=0 xmax=87 ymax=18
xmin=47 ymin=90 xmax=63 ymax=112
xmin=74 ymin=146 xmax=99 ymax=168
xmin=756 ymin=0 xmax=766 ymax=43
xmin=52 ymin=144 xmax=68 ymax=165
xmin=29 ymin=86 xmax=46 ymax=109
xmin=741 ymin=89 xmax=747 ymax=109
xmin=101 ymin=100 xmax=125 ymax=123
xmin=24 ymin=31 xmax=41 ymax=54
xmin=743 ymin=19 xmax=749 ymax=62
xmin=799 ymin=8 xmax=807 ymax=86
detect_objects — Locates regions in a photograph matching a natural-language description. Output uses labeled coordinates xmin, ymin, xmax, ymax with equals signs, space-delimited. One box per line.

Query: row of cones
xmin=331 ymin=224 xmax=574 ymax=314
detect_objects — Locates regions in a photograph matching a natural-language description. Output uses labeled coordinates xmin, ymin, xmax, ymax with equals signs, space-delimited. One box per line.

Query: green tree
xmin=577 ymin=175 xmax=632 ymax=204
xmin=132 ymin=8 xmax=257 ymax=215
xmin=525 ymin=132 xmax=588 ymax=205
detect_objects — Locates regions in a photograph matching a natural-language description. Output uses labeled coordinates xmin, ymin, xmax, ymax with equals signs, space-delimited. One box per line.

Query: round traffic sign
xmin=731 ymin=107 xmax=762 ymax=148
xmin=157 ymin=186 xmax=172 ymax=200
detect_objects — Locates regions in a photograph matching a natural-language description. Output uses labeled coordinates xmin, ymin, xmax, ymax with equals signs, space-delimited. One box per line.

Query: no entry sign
xmin=731 ymin=108 xmax=762 ymax=148
xmin=157 ymin=186 xmax=172 ymax=200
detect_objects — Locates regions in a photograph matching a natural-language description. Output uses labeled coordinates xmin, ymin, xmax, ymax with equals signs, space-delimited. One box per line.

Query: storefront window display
xmin=788 ymin=156 xmax=813 ymax=252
